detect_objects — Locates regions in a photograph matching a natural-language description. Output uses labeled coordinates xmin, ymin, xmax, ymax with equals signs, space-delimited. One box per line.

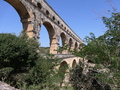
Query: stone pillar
xmin=62 ymin=43 xmax=69 ymax=54
xmin=21 ymin=18 xmax=40 ymax=40
xmin=70 ymin=44 xmax=74 ymax=51
xmin=50 ymin=38 xmax=59 ymax=54
xmin=21 ymin=18 xmax=35 ymax=38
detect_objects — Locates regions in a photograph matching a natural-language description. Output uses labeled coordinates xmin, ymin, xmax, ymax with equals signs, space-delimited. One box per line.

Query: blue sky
xmin=0 ymin=0 xmax=120 ymax=47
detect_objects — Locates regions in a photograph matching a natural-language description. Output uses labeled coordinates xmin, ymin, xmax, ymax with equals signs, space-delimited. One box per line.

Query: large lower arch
xmin=69 ymin=38 xmax=74 ymax=51
xmin=41 ymin=22 xmax=58 ymax=54
xmin=59 ymin=32 xmax=68 ymax=54
xmin=4 ymin=0 xmax=36 ymax=39
xmin=5 ymin=0 xmax=29 ymax=19
xmin=0 ymin=1 xmax=22 ymax=34
xmin=60 ymin=32 xmax=67 ymax=46
xmin=75 ymin=42 xmax=78 ymax=50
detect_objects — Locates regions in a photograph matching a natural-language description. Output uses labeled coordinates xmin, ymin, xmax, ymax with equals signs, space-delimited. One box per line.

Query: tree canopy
xmin=72 ymin=12 xmax=120 ymax=89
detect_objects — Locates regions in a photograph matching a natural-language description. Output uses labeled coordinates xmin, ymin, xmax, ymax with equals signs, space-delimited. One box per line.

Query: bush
xmin=0 ymin=33 xmax=40 ymax=87
xmin=69 ymin=62 xmax=111 ymax=90
xmin=0 ymin=33 xmax=37 ymax=73
xmin=24 ymin=55 xmax=62 ymax=89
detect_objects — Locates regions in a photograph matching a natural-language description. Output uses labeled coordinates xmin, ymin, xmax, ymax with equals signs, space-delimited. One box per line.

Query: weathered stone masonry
xmin=4 ymin=0 xmax=84 ymax=54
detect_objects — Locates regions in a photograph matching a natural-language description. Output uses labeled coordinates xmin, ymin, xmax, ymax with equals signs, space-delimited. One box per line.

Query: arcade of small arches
xmin=60 ymin=57 xmax=82 ymax=69
xmin=4 ymin=0 xmax=84 ymax=54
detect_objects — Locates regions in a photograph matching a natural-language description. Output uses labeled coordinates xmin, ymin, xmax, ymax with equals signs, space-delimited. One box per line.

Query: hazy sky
xmin=0 ymin=0 xmax=120 ymax=47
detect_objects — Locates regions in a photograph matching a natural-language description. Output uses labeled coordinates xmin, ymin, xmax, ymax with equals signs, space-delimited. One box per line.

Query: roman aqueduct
xmin=3 ymin=0 xmax=84 ymax=69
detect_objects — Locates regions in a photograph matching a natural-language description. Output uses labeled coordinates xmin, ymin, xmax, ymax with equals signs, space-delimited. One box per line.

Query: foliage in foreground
xmin=0 ymin=33 xmax=37 ymax=73
xmin=70 ymin=61 xmax=111 ymax=90
xmin=72 ymin=12 xmax=120 ymax=89
xmin=0 ymin=33 xmax=67 ymax=90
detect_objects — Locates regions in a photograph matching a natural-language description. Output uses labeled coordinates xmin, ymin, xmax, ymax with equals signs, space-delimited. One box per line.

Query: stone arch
xmin=75 ymin=42 xmax=78 ymax=50
xmin=5 ymin=0 xmax=29 ymax=19
xmin=41 ymin=21 xmax=58 ymax=54
xmin=59 ymin=61 xmax=68 ymax=72
xmin=59 ymin=32 xmax=68 ymax=54
xmin=72 ymin=59 xmax=77 ymax=68
xmin=52 ymin=16 xmax=55 ymax=21
xmin=60 ymin=61 xmax=68 ymax=67
xmin=4 ymin=0 xmax=36 ymax=39
xmin=1 ymin=1 xmax=23 ymax=35
xmin=37 ymin=2 xmax=42 ymax=10
xmin=46 ymin=10 xmax=49 ymax=16
xmin=60 ymin=32 xmax=67 ymax=47
xmin=69 ymin=38 xmax=73 ymax=50
xmin=57 ymin=21 xmax=60 ymax=25
xmin=59 ymin=61 xmax=68 ymax=86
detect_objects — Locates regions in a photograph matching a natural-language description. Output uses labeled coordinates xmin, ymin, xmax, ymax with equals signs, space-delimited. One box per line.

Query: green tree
xmin=71 ymin=12 xmax=120 ymax=89
xmin=24 ymin=55 xmax=64 ymax=90
xmin=0 ymin=33 xmax=40 ymax=87
xmin=0 ymin=33 xmax=36 ymax=73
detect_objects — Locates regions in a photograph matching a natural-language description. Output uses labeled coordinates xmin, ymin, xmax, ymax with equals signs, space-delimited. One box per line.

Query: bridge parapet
xmin=54 ymin=54 xmax=75 ymax=59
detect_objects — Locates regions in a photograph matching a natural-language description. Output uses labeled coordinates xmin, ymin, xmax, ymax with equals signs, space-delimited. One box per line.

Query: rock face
xmin=0 ymin=81 xmax=19 ymax=90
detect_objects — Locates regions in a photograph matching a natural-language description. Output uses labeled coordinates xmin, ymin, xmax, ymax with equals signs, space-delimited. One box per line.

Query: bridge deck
xmin=54 ymin=54 xmax=75 ymax=59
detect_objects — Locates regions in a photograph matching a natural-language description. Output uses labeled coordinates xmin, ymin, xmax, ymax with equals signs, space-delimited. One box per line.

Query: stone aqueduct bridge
xmin=3 ymin=0 xmax=85 ymax=71
xmin=4 ymin=0 xmax=83 ymax=54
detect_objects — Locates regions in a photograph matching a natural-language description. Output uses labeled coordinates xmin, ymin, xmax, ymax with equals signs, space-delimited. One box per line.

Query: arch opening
xmin=46 ymin=10 xmax=49 ymax=16
xmin=59 ymin=61 xmax=68 ymax=86
xmin=58 ymin=32 xmax=67 ymax=54
xmin=53 ymin=16 xmax=55 ymax=21
xmin=0 ymin=1 xmax=23 ymax=35
xmin=59 ymin=61 xmax=68 ymax=73
xmin=60 ymin=32 xmax=67 ymax=47
xmin=39 ymin=25 xmax=50 ymax=54
xmin=72 ymin=59 xmax=77 ymax=68
xmin=39 ymin=22 xmax=57 ymax=54
xmin=75 ymin=42 xmax=78 ymax=50
xmin=69 ymin=38 xmax=73 ymax=50
xmin=37 ymin=3 xmax=42 ymax=10
xmin=58 ymin=21 xmax=60 ymax=25
xmin=3 ymin=0 xmax=35 ymax=38
xmin=5 ymin=0 xmax=29 ymax=19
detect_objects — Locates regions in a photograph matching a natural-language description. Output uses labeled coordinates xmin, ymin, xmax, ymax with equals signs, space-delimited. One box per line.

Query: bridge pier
xmin=21 ymin=19 xmax=34 ymax=38
xmin=50 ymin=38 xmax=59 ymax=54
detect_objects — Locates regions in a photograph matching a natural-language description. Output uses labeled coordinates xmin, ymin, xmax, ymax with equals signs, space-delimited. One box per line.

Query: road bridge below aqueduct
xmin=4 ymin=0 xmax=84 ymax=54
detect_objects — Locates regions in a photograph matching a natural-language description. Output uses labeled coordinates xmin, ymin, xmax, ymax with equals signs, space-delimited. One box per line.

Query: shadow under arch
xmin=69 ymin=38 xmax=73 ymax=50
xmin=75 ymin=42 xmax=78 ymax=50
xmin=60 ymin=61 xmax=68 ymax=67
xmin=72 ymin=59 xmax=77 ymax=68
xmin=41 ymin=21 xmax=57 ymax=54
xmin=59 ymin=61 xmax=68 ymax=73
